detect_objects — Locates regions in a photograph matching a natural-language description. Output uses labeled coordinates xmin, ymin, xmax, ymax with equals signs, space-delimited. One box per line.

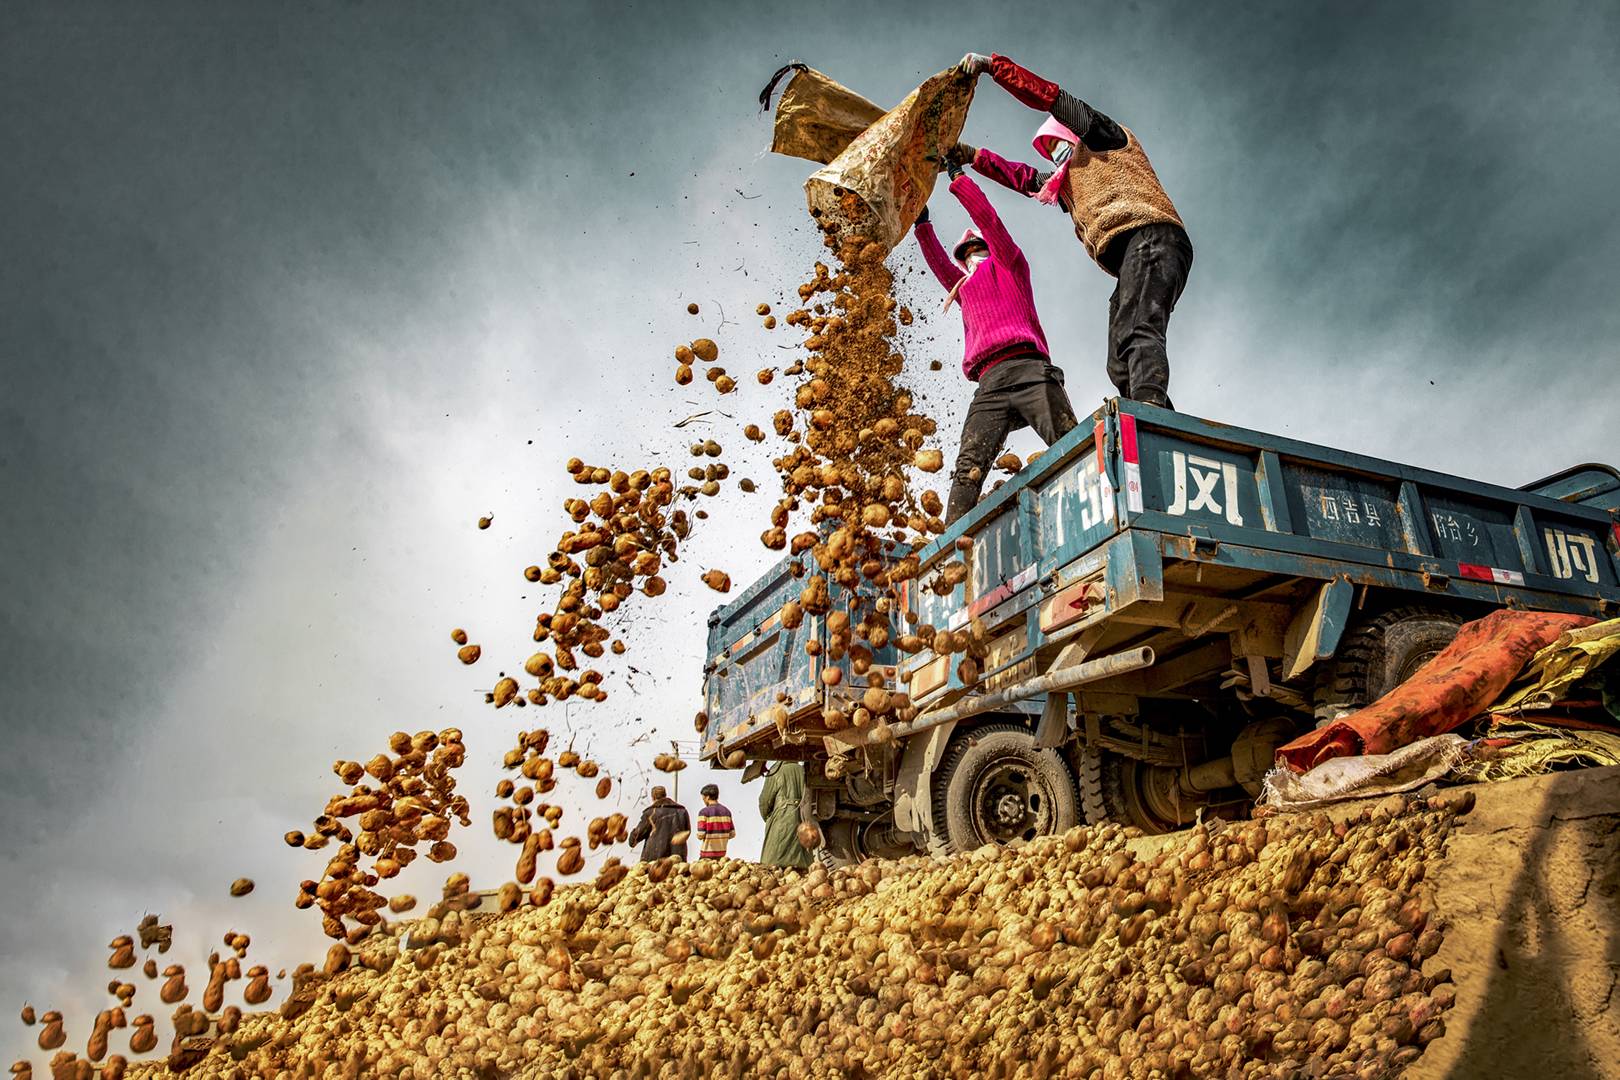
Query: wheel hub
xmin=971 ymin=758 xmax=1051 ymax=844
xmin=994 ymin=792 xmax=1025 ymax=825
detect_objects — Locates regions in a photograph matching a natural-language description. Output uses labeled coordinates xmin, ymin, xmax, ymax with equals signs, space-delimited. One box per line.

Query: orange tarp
xmin=1277 ymin=609 xmax=1594 ymax=773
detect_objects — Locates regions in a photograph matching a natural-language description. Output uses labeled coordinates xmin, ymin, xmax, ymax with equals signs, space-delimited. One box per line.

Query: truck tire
xmin=1078 ymin=749 xmax=1200 ymax=835
xmin=930 ymin=724 xmax=1080 ymax=854
xmin=1315 ymin=606 xmax=1465 ymax=721
xmin=816 ymin=818 xmax=861 ymax=870
xmin=1077 ymin=748 xmax=1115 ymax=826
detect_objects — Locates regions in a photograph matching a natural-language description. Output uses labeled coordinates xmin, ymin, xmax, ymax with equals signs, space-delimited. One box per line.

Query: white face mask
xmin=1050 ymin=140 xmax=1075 ymax=166
xmin=964 ymin=248 xmax=989 ymax=270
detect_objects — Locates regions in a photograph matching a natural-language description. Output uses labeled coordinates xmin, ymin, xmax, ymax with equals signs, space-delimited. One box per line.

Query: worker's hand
xmin=946 ymin=159 xmax=965 ymax=181
xmin=957 ymin=52 xmax=991 ymax=78
xmin=945 ymin=143 xmax=977 ymax=168
xmin=914 ymin=205 xmax=930 ymax=227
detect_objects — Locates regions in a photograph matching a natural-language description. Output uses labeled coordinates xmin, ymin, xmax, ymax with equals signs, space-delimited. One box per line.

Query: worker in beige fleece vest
xmin=954 ymin=52 xmax=1193 ymax=410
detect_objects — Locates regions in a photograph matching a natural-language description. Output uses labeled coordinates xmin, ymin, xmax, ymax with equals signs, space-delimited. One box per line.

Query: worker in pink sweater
xmin=916 ymin=157 xmax=1078 ymax=522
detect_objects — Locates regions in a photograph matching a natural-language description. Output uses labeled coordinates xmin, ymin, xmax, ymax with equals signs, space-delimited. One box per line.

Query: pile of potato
xmin=11 ymin=794 xmax=1458 ymax=1080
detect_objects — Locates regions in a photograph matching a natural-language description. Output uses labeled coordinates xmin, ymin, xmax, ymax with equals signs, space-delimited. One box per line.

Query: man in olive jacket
xmin=759 ymin=762 xmax=813 ymax=868
xmin=628 ymin=786 xmax=690 ymax=862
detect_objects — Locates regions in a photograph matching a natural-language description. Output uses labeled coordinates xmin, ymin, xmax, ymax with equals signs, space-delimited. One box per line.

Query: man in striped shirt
xmin=695 ymin=784 xmax=736 ymax=860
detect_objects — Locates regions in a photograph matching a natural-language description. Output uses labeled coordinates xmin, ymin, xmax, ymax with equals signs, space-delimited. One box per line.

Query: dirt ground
xmin=1396 ymin=764 xmax=1620 ymax=1080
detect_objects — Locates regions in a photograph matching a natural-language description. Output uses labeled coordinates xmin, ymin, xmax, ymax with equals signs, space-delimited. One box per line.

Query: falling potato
xmin=795 ymin=821 xmax=823 ymax=850
xmin=701 ymin=569 xmax=731 ymax=593
xmin=492 ymin=677 xmax=520 ymax=708
xmin=686 ymin=302 xmax=700 ymax=315
xmin=914 ymin=449 xmax=944 ymax=472
xmin=229 ymin=877 xmax=255 ymax=897
xmin=691 ymin=338 xmax=719 ymax=362
xmin=994 ymin=452 xmax=1023 ymax=473
xmin=756 ymin=303 xmax=771 ymax=316
xmin=457 ymin=644 xmax=482 ymax=665
xmin=675 ymin=364 xmax=693 ymax=386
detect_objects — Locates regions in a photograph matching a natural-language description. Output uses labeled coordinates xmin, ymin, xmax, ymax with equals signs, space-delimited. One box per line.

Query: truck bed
xmin=703 ymin=399 xmax=1619 ymax=760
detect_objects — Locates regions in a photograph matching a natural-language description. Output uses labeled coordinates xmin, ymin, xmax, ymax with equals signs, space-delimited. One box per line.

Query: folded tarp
xmin=1277 ymin=608 xmax=1594 ymax=773
xmin=1489 ymin=616 xmax=1620 ymax=719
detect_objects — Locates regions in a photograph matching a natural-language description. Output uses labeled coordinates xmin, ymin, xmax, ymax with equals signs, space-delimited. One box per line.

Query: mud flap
xmin=1283 ymin=576 xmax=1353 ymax=682
xmin=892 ymin=720 xmax=957 ymax=838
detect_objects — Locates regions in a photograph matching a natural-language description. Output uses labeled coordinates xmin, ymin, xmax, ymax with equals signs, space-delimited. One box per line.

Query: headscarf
xmin=1032 ymin=115 xmax=1081 ymax=206
xmin=943 ymin=229 xmax=985 ymax=310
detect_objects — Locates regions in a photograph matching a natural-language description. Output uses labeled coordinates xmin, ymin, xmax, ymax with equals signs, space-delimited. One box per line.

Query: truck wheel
xmin=1315 ymin=606 xmax=1464 ymax=721
xmin=930 ymin=724 xmax=1079 ymax=854
xmin=816 ymin=819 xmax=861 ymax=870
xmin=1078 ymin=749 xmax=1200 ymax=835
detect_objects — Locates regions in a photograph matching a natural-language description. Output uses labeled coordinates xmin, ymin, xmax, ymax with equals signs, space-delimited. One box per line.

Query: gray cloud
xmin=2 ymin=0 xmax=1617 ymax=1061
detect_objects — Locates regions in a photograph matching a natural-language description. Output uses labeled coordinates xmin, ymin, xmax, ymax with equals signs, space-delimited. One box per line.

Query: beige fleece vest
xmin=1063 ymin=125 xmax=1183 ymax=272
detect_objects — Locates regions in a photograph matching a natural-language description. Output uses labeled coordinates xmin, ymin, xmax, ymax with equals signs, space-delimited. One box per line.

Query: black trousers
xmin=946 ymin=356 xmax=1078 ymax=522
xmin=1105 ymin=223 xmax=1193 ymax=407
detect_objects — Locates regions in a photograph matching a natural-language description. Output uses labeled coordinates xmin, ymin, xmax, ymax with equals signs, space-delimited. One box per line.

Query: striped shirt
xmin=695 ymin=802 xmax=735 ymax=859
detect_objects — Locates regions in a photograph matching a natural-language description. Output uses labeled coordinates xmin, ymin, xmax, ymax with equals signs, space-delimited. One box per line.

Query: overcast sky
xmin=3 ymin=0 xmax=1618 ymax=1061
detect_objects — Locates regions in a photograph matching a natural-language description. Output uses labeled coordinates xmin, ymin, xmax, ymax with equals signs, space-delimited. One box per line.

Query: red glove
xmin=990 ymin=54 xmax=1060 ymax=111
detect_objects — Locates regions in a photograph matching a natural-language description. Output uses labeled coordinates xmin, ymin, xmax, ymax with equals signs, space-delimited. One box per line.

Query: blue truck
xmin=700 ymin=398 xmax=1620 ymax=862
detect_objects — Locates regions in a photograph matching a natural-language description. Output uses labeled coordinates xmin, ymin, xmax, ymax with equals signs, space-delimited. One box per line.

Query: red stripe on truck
xmin=1119 ymin=413 xmax=1139 ymax=464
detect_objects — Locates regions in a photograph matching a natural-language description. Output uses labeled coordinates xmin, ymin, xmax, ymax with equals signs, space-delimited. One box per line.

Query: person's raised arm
xmin=969 ymin=146 xmax=1047 ymax=197
xmin=948 ymin=171 xmax=1024 ymax=270
xmin=962 ymin=52 xmax=1127 ymax=151
xmin=913 ymin=205 xmax=964 ymax=291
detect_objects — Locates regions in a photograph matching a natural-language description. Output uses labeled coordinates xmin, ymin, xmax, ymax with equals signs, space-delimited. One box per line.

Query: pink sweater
xmin=914 ymin=174 xmax=1051 ymax=381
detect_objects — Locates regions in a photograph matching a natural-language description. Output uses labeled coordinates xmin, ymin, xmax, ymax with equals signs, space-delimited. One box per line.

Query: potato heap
xmin=478 ymin=461 xmax=696 ymax=709
xmin=82 ymin=795 xmax=1462 ymax=1080
xmin=285 ymin=729 xmax=472 ymax=942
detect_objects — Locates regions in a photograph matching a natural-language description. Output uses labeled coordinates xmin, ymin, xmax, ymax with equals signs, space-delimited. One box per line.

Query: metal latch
xmin=1420 ymin=565 xmax=1450 ymax=590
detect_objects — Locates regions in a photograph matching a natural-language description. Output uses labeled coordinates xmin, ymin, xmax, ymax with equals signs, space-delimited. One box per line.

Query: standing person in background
xmin=914 ymin=156 xmax=1079 ymax=523
xmin=628 ymin=785 xmax=690 ymax=862
xmin=695 ymin=783 xmax=736 ymax=860
xmin=758 ymin=762 xmax=813 ymax=868
xmin=954 ymin=51 xmax=1193 ymax=411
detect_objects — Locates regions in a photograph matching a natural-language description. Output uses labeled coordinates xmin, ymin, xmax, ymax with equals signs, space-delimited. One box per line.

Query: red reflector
xmin=1119 ymin=413 xmax=1140 ymax=464
xmin=1093 ymin=419 xmax=1107 ymax=471
xmin=1457 ymin=563 xmax=1494 ymax=582
xmin=1612 ymin=522 xmax=1620 ymax=547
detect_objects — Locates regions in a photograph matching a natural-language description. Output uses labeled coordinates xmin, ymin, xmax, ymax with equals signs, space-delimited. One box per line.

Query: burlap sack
xmin=767 ymin=66 xmax=976 ymax=253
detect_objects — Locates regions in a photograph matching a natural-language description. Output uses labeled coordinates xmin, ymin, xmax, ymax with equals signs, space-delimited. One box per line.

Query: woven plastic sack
xmin=767 ymin=65 xmax=976 ymax=252
xmin=765 ymin=64 xmax=884 ymax=165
